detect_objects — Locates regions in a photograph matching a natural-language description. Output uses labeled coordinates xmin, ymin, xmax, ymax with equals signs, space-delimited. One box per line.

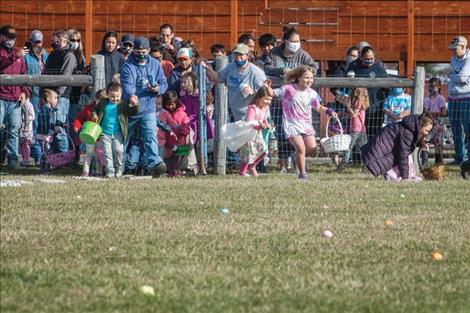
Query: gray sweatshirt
xmin=449 ymin=49 xmax=470 ymax=99
xmin=263 ymin=45 xmax=318 ymax=88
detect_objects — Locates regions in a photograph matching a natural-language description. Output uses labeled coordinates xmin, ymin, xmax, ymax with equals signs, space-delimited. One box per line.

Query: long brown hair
xmin=285 ymin=65 xmax=314 ymax=84
xmin=419 ymin=112 xmax=435 ymax=129
xmin=249 ymin=86 xmax=274 ymax=107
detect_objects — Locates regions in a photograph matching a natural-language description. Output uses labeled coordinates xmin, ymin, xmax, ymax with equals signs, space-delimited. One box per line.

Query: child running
xmin=268 ymin=65 xmax=337 ymax=180
xmin=239 ymin=87 xmax=273 ymax=176
xmin=73 ymin=89 xmax=106 ymax=176
xmin=91 ymin=82 xmax=138 ymax=178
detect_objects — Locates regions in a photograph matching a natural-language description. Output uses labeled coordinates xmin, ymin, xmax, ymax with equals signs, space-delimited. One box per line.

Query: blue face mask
xmin=135 ymin=53 xmax=149 ymax=63
xmin=235 ymin=59 xmax=247 ymax=68
xmin=391 ymin=88 xmax=403 ymax=96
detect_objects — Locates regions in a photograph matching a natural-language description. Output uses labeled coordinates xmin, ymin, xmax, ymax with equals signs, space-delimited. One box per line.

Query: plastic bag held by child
xmin=220 ymin=120 xmax=259 ymax=152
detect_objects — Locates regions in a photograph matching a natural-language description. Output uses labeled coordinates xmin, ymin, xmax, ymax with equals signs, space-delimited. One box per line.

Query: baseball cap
xmin=177 ymin=47 xmax=192 ymax=60
xmin=121 ymin=33 xmax=135 ymax=46
xmin=134 ymin=36 xmax=150 ymax=50
xmin=0 ymin=25 xmax=16 ymax=39
xmin=31 ymin=30 xmax=43 ymax=42
xmin=232 ymin=43 xmax=249 ymax=55
xmin=448 ymin=36 xmax=467 ymax=49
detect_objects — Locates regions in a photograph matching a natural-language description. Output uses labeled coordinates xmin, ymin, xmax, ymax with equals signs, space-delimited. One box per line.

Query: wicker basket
xmin=320 ymin=116 xmax=351 ymax=153
xmin=418 ymin=147 xmax=445 ymax=181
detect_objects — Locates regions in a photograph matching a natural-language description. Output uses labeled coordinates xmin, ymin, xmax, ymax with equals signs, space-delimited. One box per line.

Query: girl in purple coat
xmin=180 ymin=72 xmax=214 ymax=173
xmin=361 ymin=113 xmax=434 ymax=181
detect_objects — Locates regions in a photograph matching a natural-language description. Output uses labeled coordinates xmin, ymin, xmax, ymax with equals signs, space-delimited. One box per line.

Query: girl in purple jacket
xmin=361 ymin=113 xmax=434 ymax=181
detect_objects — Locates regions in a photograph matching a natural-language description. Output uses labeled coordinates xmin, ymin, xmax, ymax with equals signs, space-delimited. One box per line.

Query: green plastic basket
xmin=174 ymin=145 xmax=190 ymax=156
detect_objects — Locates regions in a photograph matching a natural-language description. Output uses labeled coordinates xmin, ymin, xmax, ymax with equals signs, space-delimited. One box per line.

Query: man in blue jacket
xmin=121 ymin=36 xmax=167 ymax=176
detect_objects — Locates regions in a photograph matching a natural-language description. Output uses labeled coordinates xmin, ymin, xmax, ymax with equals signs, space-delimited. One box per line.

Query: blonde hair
xmin=285 ymin=65 xmax=314 ymax=84
xmin=42 ymin=89 xmax=57 ymax=102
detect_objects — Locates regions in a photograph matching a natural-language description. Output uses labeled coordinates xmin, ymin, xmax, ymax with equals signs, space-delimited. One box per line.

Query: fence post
xmin=90 ymin=54 xmax=105 ymax=96
xmin=214 ymin=56 xmax=228 ymax=175
xmin=197 ymin=64 xmax=207 ymax=175
xmin=412 ymin=66 xmax=425 ymax=171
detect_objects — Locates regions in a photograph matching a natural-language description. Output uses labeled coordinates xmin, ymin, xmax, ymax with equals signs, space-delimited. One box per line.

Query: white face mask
xmin=70 ymin=42 xmax=79 ymax=51
xmin=5 ymin=39 xmax=15 ymax=49
xmin=286 ymin=41 xmax=300 ymax=54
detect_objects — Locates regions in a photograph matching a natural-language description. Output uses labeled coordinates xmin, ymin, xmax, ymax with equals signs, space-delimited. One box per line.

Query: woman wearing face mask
xmin=346 ymin=46 xmax=388 ymax=140
xmin=98 ymin=31 xmax=125 ymax=86
xmin=264 ymin=27 xmax=318 ymax=174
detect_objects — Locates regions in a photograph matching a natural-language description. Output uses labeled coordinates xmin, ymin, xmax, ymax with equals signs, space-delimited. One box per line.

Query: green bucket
xmin=80 ymin=121 xmax=103 ymax=144
xmin=174 ymin=145 xmax=190 ymax=156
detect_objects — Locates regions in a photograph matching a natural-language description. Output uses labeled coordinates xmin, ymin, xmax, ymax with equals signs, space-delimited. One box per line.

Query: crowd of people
xmin=0 ymin=23 xmax=469 ymax=180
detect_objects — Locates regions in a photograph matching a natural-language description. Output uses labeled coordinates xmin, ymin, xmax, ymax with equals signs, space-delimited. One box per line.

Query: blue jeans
xmin=125 ymin=113 xmax=162 ymax=170
xmin=448 ymin=99 xmax=470 ymax=163
xmin=0 ymin=99 xmax=21 ymax=161
xmin=30 ymin=96 xmax=42 ymax=162
xmin=56 ymin=97 xmax=70 ymax=153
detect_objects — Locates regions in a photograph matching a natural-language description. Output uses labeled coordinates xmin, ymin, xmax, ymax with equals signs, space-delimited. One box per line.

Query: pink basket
xmin=41 ymin=134 xmax=76 ymax=168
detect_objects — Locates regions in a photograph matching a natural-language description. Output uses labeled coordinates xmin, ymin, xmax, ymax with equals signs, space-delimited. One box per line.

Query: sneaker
xmin=280 ymin=167 xmax=288 ymax=174
xmin=115 ymin=171 xmax=123 ymax=178
xmin=298 ymin=173 xmax=309 ymax=181
xmin=151 ymin=162 xmax=167 ymax=177
xmin=248 ymin=165 xmax=259 ymax=177
xmin=81 ymin=172 xmax=89 ymax=177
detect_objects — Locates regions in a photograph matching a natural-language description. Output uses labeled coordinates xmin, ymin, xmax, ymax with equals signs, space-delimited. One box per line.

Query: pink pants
xmin=19 ymin=138 xmax=32 ymax=162
xmin=239 ymin=152 xmax=266 ymax=176
xmin=384 ymin=155 xmax=422 ymax=182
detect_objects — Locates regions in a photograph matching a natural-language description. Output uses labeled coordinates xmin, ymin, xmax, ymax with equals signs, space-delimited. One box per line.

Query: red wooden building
xmin=1 ymin=0 xmax=469 ymax=77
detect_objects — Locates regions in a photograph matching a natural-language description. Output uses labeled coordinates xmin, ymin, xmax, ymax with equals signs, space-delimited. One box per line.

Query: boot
xmin=7 ymin=159 xmax=23 ymax=171
xmin=461 ymin=161 xmax=470 ymax=180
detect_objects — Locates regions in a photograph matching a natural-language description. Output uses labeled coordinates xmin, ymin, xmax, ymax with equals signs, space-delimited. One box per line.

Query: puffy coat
xmin=361 ymin=114 xmax=421 ymax=179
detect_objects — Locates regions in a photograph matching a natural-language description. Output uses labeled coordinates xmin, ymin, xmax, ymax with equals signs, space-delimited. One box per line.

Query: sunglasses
xmin=70 ymin=39 xmax=81 ymax=43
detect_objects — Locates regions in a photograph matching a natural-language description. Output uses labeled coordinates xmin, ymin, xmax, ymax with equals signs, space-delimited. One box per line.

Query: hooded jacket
xmin=0 ymin=45 xmax=28 ymax=101
xmin=44 ymin=45 xmax=77 ymax=98
xmin=98 ymin=39 xmax=125 ymax=86
xmin=449 ymin=48 xmax=470 ymax=99
xmin=165 ymin=105 xmax=191 ymax=147
xmin=120 ymin=53 xmax=168 ymax=117
xmin=361 ymin=114 xmax=421 ymax=179
xmin=92 ymin=98 xmax=139 ymax=141
xmin=24 ymin=48 xmax=49 ymax=99
xmin=264 ymin=45 xmax=318 ymax=88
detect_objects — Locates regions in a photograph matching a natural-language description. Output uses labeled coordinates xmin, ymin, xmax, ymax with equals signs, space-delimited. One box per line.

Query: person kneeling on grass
xmin=361 ymin=112 xmax=434 ymax=182
xmin=91 ymin=82 xmax=138 ymax=178
xmin=267 ymin=66 xmax=337 ymax=180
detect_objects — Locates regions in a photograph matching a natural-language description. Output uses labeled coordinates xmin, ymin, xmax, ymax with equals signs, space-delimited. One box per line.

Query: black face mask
xmin=121 ymin=45 xmax=133 ymax=54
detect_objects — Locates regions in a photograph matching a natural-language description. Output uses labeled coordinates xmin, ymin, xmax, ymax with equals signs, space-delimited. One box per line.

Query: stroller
xmin=37 ymin=133 xmax=76 ymax=172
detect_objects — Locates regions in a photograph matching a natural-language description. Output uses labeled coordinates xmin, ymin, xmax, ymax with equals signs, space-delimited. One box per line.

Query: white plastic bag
xmin=220 ymin=120 xmax=258 ymax=152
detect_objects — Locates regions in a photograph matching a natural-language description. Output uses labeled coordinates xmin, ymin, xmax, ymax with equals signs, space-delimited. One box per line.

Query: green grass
xmin=1 ymin=166 xmax=470 ymax=312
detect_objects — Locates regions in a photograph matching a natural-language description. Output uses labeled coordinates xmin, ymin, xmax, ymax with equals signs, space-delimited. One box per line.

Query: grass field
xmin=1 ymin=165 xmax=470 ymax=312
